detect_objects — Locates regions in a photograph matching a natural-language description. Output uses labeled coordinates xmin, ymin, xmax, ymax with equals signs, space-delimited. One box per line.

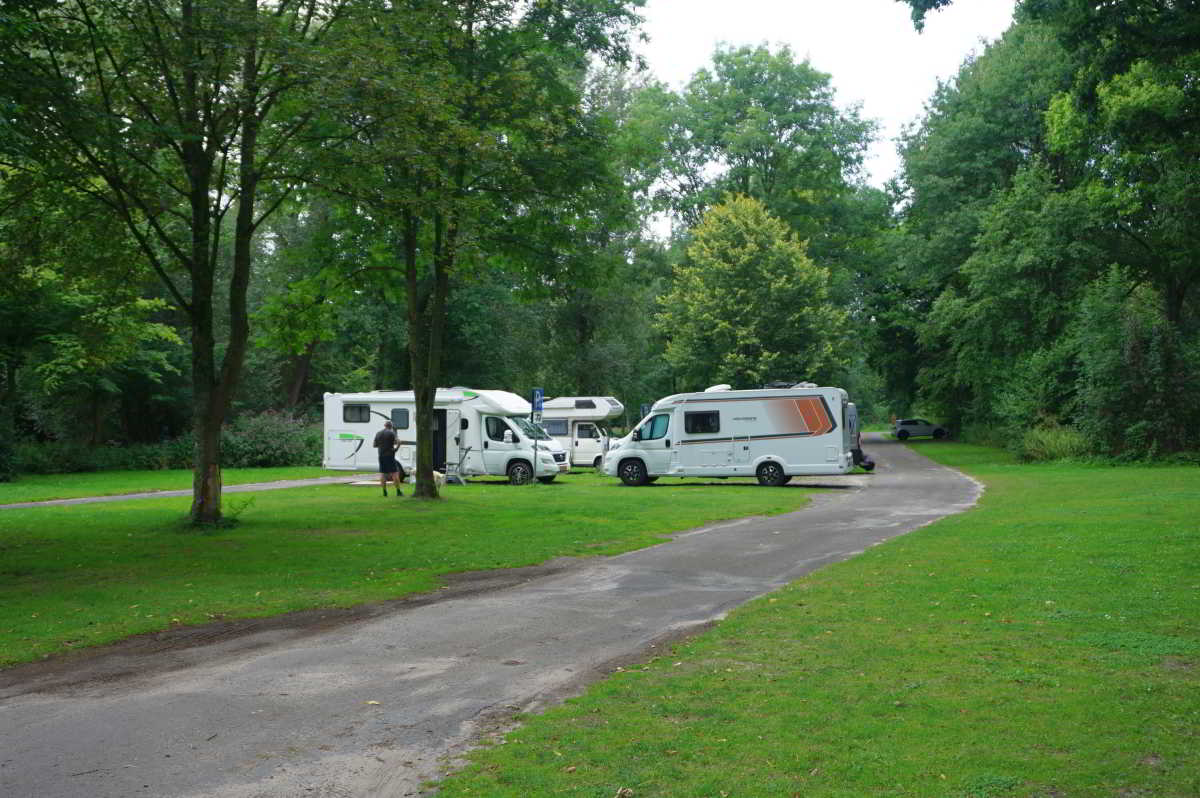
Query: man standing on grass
xmin=373 ymin=420 xmax=403 ymax=497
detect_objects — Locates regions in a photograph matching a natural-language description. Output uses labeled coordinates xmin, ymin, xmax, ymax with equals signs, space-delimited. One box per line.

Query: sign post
xmin=531 ymin=388 xmax=544 ymax=484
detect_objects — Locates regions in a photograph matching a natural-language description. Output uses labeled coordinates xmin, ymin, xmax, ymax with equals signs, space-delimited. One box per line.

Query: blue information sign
xmin=532 ymin=388 xmax=544 ymax=413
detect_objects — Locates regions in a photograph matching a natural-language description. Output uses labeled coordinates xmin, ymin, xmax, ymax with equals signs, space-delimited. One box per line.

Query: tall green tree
xmin=303 ymin=0 xmax=643 ymax=497
xmin=0 ymin=0 xmax=350 ymax=522
xmin=657 ymin=195 xmax=847 ymax=390
xmin=638 ymin=45 xmax=875 ymax=265
xmin=882 ymin=20 xmax=1075 ymax=424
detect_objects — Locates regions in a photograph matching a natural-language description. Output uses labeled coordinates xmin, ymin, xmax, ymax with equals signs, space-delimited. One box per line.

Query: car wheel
xmin=507 ymin=460 xmax=533 ymax=485
xmin=933 ymin=428 xmax=946 ymax=439
xmin=593 ymin=456 xmax=603 ymax=471
xmin=536 ymin=475 xmax=556 ymax=484
xmin=897 ymin=430 xmax=909 ymax=440
xmin=618 ymin=459 xmax=648 ymax=486
xmin=756 ymin=461 xmax=788 ymax=487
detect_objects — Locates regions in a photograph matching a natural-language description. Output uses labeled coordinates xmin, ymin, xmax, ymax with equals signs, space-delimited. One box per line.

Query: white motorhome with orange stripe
xmin=602 ymin=383 xmax=853 ymax=486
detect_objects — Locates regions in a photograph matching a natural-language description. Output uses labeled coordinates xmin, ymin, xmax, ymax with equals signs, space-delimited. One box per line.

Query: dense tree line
xmin=2 ymin=0 xmax=1195 ymax=515
xmin=881 ymin=0 xmax=1200 ymax=459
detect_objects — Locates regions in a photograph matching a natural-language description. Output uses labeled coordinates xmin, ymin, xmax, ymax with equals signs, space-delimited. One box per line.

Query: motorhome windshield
xmin=509 ymin=416 xmax=551 ymax=441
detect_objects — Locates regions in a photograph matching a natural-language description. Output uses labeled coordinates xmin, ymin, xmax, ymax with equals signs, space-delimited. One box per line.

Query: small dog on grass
xmin=405 ymin=471 xmax=448 ymax=489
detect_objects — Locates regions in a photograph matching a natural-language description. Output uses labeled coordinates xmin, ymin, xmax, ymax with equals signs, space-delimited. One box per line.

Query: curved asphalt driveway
xmin=0 ymin=436 xmax=980 ymax=798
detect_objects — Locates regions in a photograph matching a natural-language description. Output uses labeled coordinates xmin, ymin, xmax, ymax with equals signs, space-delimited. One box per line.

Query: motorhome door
xmin=638 ymin=412 xmax=675 ymax=473
xmin=482 ymin=416 xmax=519 ymax=473
xmin=431 ymin=408 xmax=448 ymax=471
xmin=574 ymin=421 xmax=603 ymax=467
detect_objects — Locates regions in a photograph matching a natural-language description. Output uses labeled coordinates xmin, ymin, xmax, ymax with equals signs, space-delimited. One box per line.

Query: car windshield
xmin=509 ymin=416 xmax=551 ymax=441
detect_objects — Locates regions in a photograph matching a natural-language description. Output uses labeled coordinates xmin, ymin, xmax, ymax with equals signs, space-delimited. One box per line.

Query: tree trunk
xmin=284 ymin=342 xmax=317 ymax=409
xmin=0 ymin=359 xmax=17 ymax=482
xmin=404 ymin=207 xmax=454 ymax=500
xmin=187 ymin=0 xmax=259 ymax=524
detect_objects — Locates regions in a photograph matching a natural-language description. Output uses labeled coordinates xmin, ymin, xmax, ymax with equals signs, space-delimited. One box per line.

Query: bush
xmin=959 ymin=425 xmax=1009 ymax=448
xmin=11 ymin=412 xmax=321 ymax=474
xmin=219 ymin=411 xmax=321 ymax=468
xmin=1018 ymin=423 xmax=1090 ymax=462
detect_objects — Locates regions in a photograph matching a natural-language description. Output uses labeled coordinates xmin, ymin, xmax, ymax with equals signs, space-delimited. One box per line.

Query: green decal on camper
xmin=338 ymin=433 xmax=364 ymax=440
xmin=463 ymin=390 xmax=479 ymax=399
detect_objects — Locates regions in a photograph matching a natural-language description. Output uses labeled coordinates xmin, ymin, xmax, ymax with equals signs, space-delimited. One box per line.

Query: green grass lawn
xmin=0 ymin=466 xmax=335 ymax=504
xmin=436 ymin=444 xmax=1200 ymax=798
xmin=0 ymin=471 xmax=811 ymax=666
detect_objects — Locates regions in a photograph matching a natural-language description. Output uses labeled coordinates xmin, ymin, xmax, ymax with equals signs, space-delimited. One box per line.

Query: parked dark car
xmin=892 ymin=418 xmax=947 ymax=440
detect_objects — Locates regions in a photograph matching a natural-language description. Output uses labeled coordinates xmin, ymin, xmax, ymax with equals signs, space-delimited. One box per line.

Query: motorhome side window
xmin=485 ymin=417 xmax=511 ymax=441
xmin=343 ymin=404 xmax=370 ymax=423
xmin=684 ymin=411 xmax=719 ymax=434
xmin=543 ymin=419 xmax=569 ymax=437
xmin=391 ymin=409 xmax=410 ymax=429
xmin=642 ymin=413 xmax=669 ymax=440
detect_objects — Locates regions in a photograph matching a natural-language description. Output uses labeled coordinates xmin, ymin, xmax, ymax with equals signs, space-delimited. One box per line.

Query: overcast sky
xmin=633 ymin=0 xmax=1018 ymax=187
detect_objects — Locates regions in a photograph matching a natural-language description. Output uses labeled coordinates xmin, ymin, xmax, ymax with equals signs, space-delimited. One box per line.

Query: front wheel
xmin=593 ymin=456 xmax=603 ymax=471
xmin=507 ymin=460 xmax=533 ymax=485
xmin=933 ymin=428 xmax=946 ymax=439
xmin=896 ymin=430 xmax=910 ymax=441
xmin=618 ymin=459 xmax=649 ymax=486
xmin=756 ymin=461 xmax=789 ymax=487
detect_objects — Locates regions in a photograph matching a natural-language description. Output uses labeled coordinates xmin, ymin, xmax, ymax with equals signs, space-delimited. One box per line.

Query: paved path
xmin=0 ymin=476 xmax=360 ymax=510
xmin=0 ymin=436 xmax=980 ymax=798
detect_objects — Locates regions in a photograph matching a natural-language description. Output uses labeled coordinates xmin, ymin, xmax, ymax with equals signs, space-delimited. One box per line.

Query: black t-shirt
xmin=374 ymin=427 xmax=397 ymax=456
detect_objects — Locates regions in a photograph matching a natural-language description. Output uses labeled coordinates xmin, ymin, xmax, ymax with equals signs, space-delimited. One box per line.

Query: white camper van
xmin=540 ymin=396 xmax=625 ymax=469
xmin=323 ymin=388 xmax=569 ymax=484
xmin=603 ymin=383 xmax=854 ymax=486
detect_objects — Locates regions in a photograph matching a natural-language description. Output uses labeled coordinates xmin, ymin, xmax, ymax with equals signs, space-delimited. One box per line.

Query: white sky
xmin=634 ymin=0 xmax=1017 ymax=187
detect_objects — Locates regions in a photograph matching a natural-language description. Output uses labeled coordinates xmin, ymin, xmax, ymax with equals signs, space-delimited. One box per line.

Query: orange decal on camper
xmin=763 ymin=396 xmax=834 ymax=436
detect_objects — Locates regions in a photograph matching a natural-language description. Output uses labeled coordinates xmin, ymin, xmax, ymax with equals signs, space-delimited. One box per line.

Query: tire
xmin=645 ymin=476 xmax=659 ymax=483
xmin=933 ymin=428 xmax=946 ymax=439
xmin=618 ymin=458 xmax=649 ymax=486
xmin=756 ymin=460 xmax=788 ymax=487
xmin=896 ymin=430 xmax=910 ymax=440
xmin=507 ymin=460 xmax=533 ymax=485
xmin=593 ymin=456 xmax=603 ymax=471
xmin=536 ymin=475 xmax=556 ymax=484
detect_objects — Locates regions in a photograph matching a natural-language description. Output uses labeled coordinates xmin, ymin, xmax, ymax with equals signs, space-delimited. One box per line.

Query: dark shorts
xmin=379 ymin=453 xmax=400 ymax=475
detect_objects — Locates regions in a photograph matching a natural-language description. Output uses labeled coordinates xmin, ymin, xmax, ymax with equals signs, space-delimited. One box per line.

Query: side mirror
xmin=503 ymin=430 xmax=514 ymax=444
xmin=460 ymin=418 xmax=469 ymax=430
xmin=632 ymin=429 xmax=642 ymax=441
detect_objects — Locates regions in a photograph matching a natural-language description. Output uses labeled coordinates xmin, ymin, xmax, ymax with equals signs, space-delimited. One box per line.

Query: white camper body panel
xmin=602 ymin=386 xmax=853 ymax=484
xmin=540 ymin=396 xmax=625 ymax=468
xmin=322 ymin=389 xmax=568 ymax=481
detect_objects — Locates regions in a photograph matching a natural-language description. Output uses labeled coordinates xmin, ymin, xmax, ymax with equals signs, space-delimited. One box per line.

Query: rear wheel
xmin=896 ymin=430 xmax=910 ymax=440
xmin=756 ymin=461 xmax=789 ymax=487
xmin=507 ymin=460 xmax=533 ymax=485
xmin=618 ymin=459 xmax=649 ymax=486
xmin=593 ymin=456 xmax=603 ymax=470
xmin=933 ymin=428 xmax=946 ymax=439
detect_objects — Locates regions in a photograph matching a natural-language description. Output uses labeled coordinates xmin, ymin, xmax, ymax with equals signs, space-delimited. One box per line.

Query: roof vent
xmin=575 ymin=399 xmax=597 ymax=409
